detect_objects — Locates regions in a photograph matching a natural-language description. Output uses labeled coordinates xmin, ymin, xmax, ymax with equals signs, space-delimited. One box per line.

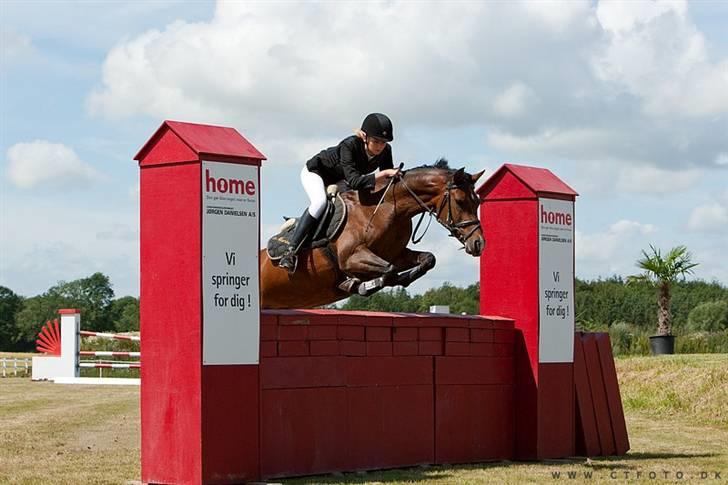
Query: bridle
xmin=398 ymin=174 xmax=482 ymax=246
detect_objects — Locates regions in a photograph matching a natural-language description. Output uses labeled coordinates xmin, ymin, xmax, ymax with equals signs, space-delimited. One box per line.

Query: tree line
xmin=0 ymin=273 xmax=138 ymax=352
xmin=1 ymin=272 xmax=727 ymax=352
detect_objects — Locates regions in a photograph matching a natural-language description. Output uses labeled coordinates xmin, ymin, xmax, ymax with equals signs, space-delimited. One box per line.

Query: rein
xmin=364 ymin=164 xmax=403 ymax=234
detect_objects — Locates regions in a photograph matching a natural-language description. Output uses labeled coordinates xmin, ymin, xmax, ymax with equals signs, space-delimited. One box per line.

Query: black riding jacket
xmin=306 ymin=135 xmax=393 ymax=190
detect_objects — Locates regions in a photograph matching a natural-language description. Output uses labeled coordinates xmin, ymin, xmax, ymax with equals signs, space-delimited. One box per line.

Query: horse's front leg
xmin=340 ymin=246 xmax=397 ymax=296
xmin=391 ymin=249 xmax=436 ymax=288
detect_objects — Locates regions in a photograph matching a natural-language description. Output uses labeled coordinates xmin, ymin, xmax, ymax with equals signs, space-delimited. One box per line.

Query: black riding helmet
xmin=361 ymin=113 xmax=394 ymax=142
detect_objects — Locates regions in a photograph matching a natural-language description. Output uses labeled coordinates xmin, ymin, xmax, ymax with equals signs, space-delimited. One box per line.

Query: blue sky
xmin=2 ymin=0 xmax=727 ymax=299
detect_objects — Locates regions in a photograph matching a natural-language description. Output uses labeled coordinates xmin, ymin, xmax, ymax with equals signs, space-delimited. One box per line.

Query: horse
xmin=260 ymin=160 xmax=485 ymax=309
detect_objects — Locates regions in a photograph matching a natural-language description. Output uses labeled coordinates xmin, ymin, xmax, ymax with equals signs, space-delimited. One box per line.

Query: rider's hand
xmin=375 ymin=168 xmax=400 ymax=181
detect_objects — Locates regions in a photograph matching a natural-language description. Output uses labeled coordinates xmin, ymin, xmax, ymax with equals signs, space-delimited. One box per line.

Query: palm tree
xmin=628 ymin=245 xmax=698 ymax=336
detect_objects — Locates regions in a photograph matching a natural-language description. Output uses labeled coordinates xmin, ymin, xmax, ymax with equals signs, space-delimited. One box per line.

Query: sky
xmin=1 ymin=0 xmax=727 ymax=300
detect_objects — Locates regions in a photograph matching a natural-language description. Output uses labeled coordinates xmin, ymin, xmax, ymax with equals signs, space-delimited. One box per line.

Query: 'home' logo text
xmin=206 ymin=169 xmax=256 ymax=196
xmin=541 ymin=206 xmax=572 ymax=226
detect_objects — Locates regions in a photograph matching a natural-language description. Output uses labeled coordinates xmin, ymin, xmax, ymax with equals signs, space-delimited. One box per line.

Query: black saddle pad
xmin=266 ymin=194 xmax=347 ymax=261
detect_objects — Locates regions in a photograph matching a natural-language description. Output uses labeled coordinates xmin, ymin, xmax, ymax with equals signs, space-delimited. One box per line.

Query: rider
xmin=279 ymin=113 xmax=401 ymax=273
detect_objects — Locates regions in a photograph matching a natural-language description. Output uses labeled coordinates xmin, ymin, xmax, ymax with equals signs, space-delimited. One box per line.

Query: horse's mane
xmin=403 ymin=158 xmax=454 ymax=174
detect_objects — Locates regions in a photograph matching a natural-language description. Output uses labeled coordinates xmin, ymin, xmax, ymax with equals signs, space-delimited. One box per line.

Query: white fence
xmin=1 ymin=357 xmax=32 ymax=377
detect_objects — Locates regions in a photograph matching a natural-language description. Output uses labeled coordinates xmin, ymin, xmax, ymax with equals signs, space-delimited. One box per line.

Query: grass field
xmin=1 ymin=354 xmax=726 ymax=484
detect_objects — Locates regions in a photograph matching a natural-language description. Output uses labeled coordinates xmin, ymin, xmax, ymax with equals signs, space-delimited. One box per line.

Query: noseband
xmin=399 ymin=176 xmax=482 ymax=246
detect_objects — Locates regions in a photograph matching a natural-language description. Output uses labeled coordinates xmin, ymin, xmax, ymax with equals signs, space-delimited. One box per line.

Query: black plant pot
xmin=649 ymin=335 xmax=675 ymax=355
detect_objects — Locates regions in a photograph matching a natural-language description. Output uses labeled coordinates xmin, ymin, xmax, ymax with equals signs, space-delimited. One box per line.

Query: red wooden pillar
xmin=135 ymin=121 xmax=266 ymax=484
xmin=478 ymin=164 xmax=578 ymax=460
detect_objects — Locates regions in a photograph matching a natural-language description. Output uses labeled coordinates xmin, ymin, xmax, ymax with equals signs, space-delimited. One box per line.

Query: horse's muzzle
xmin=465 ymin=235 xmax=485 ymax=257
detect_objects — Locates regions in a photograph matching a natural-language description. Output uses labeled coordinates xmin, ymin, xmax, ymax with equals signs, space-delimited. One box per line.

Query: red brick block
xmin=261 ymin=387 xmax=348 ymax=477
xmin=493 ymin=343 xmax=512 ymax=356
xmin=491 ymin=320 xmax=515 ymax=330
xmin=260 ymin=356 xmax=345 ymax=389
xmin=260 ymin=341 xmax=277 ymax=357
xmin=309 ymin=325 xmax=337 ymax=340
xmin=335 ymin=312 xmax=368 ymax=326
xmin=260 ymin=324 xmax=278 ymax=341
xmin=419 ymin=327 xmax=443 ymax=341
xmin=419 ymin=315 xmax=452 ymax=328
xmin=445 ymin=342 xmax=470 ymax=356
xmin=310 ymin=340 xmax=339 ymax=356
xmin=367 ymin=342 xmax=393 ymax=356
xmin=436 ymin=356 xmax=513 ymax=385
xmin=494 ymin=329 xmax=514 ymax=344
xmin=278 ymin=341 xmax=309 ymax=357
xmin=391 ymin=316 xmax=422 ymax=327
xmin=346 ymin=356 xmax=432 ymax=386
xmin=446 ymin=328 xmax=469 ymax=342
xmin=340 ymin=340 xmax=366 ymax=356
xmin=338 ymin=325 xmax=365 ymax=341
xmin=366 ymin=327 xmax=391 ymax=341
xmin=356 ymin=311 xmax=395 ymax=327
xmin=393 ymin=327 xmax=418 ymax=341
xmin=347 ymin=385 xmax=434 ymax=469
xmin=418 ymin=341 xmax=443 ymax=356
xmin=276 ymin=309 xmax=338 ymax=326
xmin=470 ymin=343 xmax=495 ymax=356
xmin=260 ymin=312 xmax=278 ymax=326
xmin=277 ymin=314 xmax=314 ymax=326
xmin=393 ymin=341 xmax=418 ymax=355
xmin=470 ymin=328 xmax=494 ymax=342
xmin=436 ymin=384 xmax=514 ymax=463
xmin=278 ymin=325 xmax=307 ymax=341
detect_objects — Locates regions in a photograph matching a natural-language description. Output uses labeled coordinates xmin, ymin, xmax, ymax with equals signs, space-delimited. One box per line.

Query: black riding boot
xmin=279 ymin=210 xmax=318 ymax=273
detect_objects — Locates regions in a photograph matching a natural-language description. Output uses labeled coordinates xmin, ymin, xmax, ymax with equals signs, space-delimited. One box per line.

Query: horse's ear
xmin=453 ymin=167 xmax=467 ymax=185
xmin=471 ymin=169 xmax=485 ymax=184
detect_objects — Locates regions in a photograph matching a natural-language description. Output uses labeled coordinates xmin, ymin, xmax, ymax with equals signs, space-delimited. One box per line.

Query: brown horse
xmin=260 ymin=160 xmax=485 ymax=309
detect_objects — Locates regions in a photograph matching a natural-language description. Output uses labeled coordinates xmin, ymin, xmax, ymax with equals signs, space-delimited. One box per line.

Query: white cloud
xmin=716 ymin=153 xmax=728 ymax=166
xmin=596 ymin=0 xmax=687 ymax=34
xmin=687 ymin=203 xmax=728 ymax=232
xmin=577 ymin=219 xmax=656 ymax=263
xmin=129 ymin=182 xmax=140 ymax=202
xmin=0 ymin=29 xmax=35 ymax=67
xmin=691 ymin=243 xmax=728 ymax=284
xmin=5 ymin=141 xmax=104 ymax=189
xmin=85 ymin=0 xmax=728 ymax=171
xmin=595 ymin=0 xmax=728 ymax=118
xmin=0 ymin=201 xmax=138 ymax=297
xmin=493 ymin=82 xmax=537 ymax=119
xmin=616 ymin=165 xmax=702 ymax=194
xmin=521 ymin=0 xmax=594 ymax=32
xmin=487 ymin=128 xmax=612 ymax=158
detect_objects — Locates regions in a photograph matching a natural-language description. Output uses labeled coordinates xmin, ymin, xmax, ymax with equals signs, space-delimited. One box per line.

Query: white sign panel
xmin=538 ymin=198 xmax=575 ymax=363
xmin=202 ymin=161 xmax=260 ymax=365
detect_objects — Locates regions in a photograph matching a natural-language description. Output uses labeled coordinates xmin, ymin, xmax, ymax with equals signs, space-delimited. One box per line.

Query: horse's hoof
xmin=338 ymin=277 xmax=361 ymax=293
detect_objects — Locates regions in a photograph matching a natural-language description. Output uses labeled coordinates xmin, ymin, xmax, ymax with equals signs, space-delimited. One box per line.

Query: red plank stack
xmin=573 ymin=332 xmax=630 ymax=457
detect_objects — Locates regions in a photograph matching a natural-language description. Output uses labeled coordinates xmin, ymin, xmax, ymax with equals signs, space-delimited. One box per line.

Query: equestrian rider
xmin=279 ymin=113 xmax=400 ymax=273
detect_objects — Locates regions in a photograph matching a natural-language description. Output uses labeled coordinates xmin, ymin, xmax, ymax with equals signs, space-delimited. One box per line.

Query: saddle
xmin=266 ymin=187 xmax=347 ymax=261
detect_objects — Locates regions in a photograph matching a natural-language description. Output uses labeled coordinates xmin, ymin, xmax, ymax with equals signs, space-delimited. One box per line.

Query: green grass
xmin=1 ymin=355 xmax=726 ymax=484
xmin=615 ymin=354 xmax=728 ymax=428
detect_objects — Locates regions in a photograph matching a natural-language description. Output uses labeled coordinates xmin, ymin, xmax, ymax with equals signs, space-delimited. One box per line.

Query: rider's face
xmin=365 ymin=136 xmax=387 ymax=156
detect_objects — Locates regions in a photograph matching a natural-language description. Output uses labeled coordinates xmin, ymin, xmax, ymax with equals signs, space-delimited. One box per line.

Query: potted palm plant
xmin=628 ymin=245 xmax=698 ymax=355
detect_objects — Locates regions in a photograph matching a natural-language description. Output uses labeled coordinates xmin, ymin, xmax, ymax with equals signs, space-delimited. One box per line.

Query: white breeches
xmin=300 ymin=166 xmax=326 ymax=219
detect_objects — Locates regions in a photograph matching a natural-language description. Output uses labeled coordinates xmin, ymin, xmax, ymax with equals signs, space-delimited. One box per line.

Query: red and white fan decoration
xmin=36 ymin=319 xmax=61 ymax=356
